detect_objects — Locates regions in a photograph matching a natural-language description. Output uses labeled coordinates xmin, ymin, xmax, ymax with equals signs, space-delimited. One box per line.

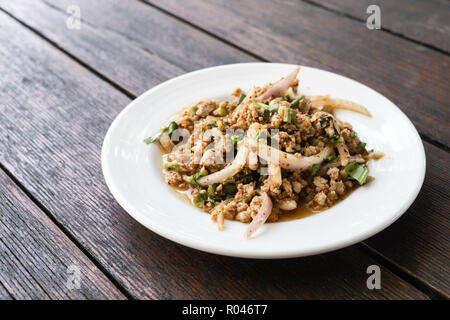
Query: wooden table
xmin=0 ymin=0 xmax=448 ymax=300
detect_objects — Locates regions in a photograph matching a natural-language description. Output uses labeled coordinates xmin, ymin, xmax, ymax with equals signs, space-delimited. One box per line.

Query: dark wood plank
xmin=365 ymin=143 xmax=450 ymax=297
xmin=0 ymin=11 xmax=428 ymax=299
xmin=308 ymin=0 xmax=450 ymax=52
xmin=0 ymin=169 xmax=126 ymax=299
xmin=0 ymin=0 xmax=254 ymax=96
xmin=145 ymin=0 xmax=450 ymax=148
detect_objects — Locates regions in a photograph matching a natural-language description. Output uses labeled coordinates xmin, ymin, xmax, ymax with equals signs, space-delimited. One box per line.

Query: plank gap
xmin=0 ymin=162 xmax=134 ymax=300
xmin=137 ymin=0 xmax=270 ymax=62
xmin=358 ymin=243 xmax=446 ymax=300
xmin=301 ymin=0 xmax=450 ymax=56
xmin=0 ymin=7 xmax=137 ymax=100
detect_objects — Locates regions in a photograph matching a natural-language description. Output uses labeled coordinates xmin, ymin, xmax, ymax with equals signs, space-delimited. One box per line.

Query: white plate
xmin=101 ymin=63 xmax=425 ymax=258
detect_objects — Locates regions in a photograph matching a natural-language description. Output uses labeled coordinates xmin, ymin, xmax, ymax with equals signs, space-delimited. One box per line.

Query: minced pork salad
xmin=145 ymin=67 xmax=383 ymax=239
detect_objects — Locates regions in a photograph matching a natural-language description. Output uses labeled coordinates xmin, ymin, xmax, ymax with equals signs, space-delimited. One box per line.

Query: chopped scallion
xmin=164 ymin=162 xmax=180 ymax=171
xmin=167 ymin=121 xmax=178 ymax=138
xmin=283 ymin=107 xmax=297 ymax=124
xmin=290 ymin=95 xmax=304 ymax=107
xmin=143 ymin=126 xmax=168 ymax=144
xmin=326 ymin=155 xmax=338 ymax=163
xmin=214 ymin=106 xmax=228 ymax=116
xmin=344 ymin=161 xmax=369 ymax=185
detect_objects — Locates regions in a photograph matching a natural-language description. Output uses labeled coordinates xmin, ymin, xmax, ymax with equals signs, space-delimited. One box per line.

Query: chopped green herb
xmin=290 ymin=95 xmax=304 ymax=107
xmin=167 ymin=121 xmax=178 ymax=138
xmin=164 ymin=162 xmax=180 ymax=171
xmin=223 ymin=183 xmax=237 ymax=195
xmin=358 ymin=142 xmax=367 ymax=150
xmin=283 ymin=107 xmax=297 ymax=124
xmin=237 ymin=93 xmax=246 ymax=105
xmin=326 ymin=155 xmax=338 ymax=163
xmin=187 ymin=168 xmax=208 ymax=187
xmin=350 ymin=132 xmax=357 ymax=138
xmin=194 ymin=193 xmax=208 ymax=206
xmin=207 ymin=183 xmax=218 ymax=196
xmin=190 ymin=105 xmax=198 ymax=115
xmin=311 ymin=163 xmax=321 ymax=176
xmin=320 ymin=116 xmax=331 ymax=128
xmin=262 ymin=108 xmax=271 ymax=122
xmin=344 ymin=161 xmax=369 ymax=185
xmin=329 ymin=134 xmax=340 ymax=142
xmin=332 ymin=119 xmax=341 ymax=135
xmin=214 ymin=106 xmax=228 ymax=116
xmin=143 ymin=126 xmax=168 ymax=144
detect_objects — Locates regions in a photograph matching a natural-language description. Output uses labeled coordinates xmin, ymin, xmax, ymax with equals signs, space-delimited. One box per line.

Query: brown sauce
xmin=278 ymin=186 xmax=357 ymax=222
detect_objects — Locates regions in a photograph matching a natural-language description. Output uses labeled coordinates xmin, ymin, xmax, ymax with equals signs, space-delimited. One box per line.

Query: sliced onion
xmin=309 ymin=95 xmax=372 ymax=117
xmin=256 ymin=67 xmax=300 ymax=102
xmin=366 ymin=151 xmax=385 ymax=161
xmin=349 ymin=155 xmax=365 ymax=163
xmin=257 ymin=143 xmax=333 ymax=171
xmin=244 ymin=191 xmax=273 ymax=239
xmin=197 ymin=143 xmax=249 ymax=186
xmin=159 ymin=131 xmax=174 ymax=152
xmin=337 ymin=142 xmax=351 ymax=166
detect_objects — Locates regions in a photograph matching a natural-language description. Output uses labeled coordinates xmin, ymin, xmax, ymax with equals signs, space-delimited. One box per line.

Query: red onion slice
xmin=256 ymin=67 xmax=300 ymax=102
xmin=244 ymin=191 xmax=273 ymax=239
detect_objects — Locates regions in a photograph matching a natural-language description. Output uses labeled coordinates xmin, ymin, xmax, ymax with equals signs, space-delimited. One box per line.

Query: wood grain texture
xmin=145 ymin=0 xmax=450 ymax=147
xmin=0 ymin=0 xmax=255 ymax=96
xmin=365 ymin=143 xmax=450 ymax=297
xmin=308 ymin=0 xmax=450 ymax=52
xmin=0 ymin=11 xmax=429 ymax=299
xmin=0 ymin=169 xmax=126 ymax=299
xmin=0 ymin=282 xmax=12 ymax=300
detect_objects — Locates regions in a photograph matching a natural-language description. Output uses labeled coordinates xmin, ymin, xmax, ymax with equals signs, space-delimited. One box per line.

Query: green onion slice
xmin=290 ymin=95 xmax=304 ymax=107
xmin=167 ymin=121 xmax=178 ymax=138
xmin=143 ymin=126 xmax=168 ymax=144
xmin=283 ymin=107 xmax=297 ymax=124
xmin=344 ymin=161 xmax=369 ymax=185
